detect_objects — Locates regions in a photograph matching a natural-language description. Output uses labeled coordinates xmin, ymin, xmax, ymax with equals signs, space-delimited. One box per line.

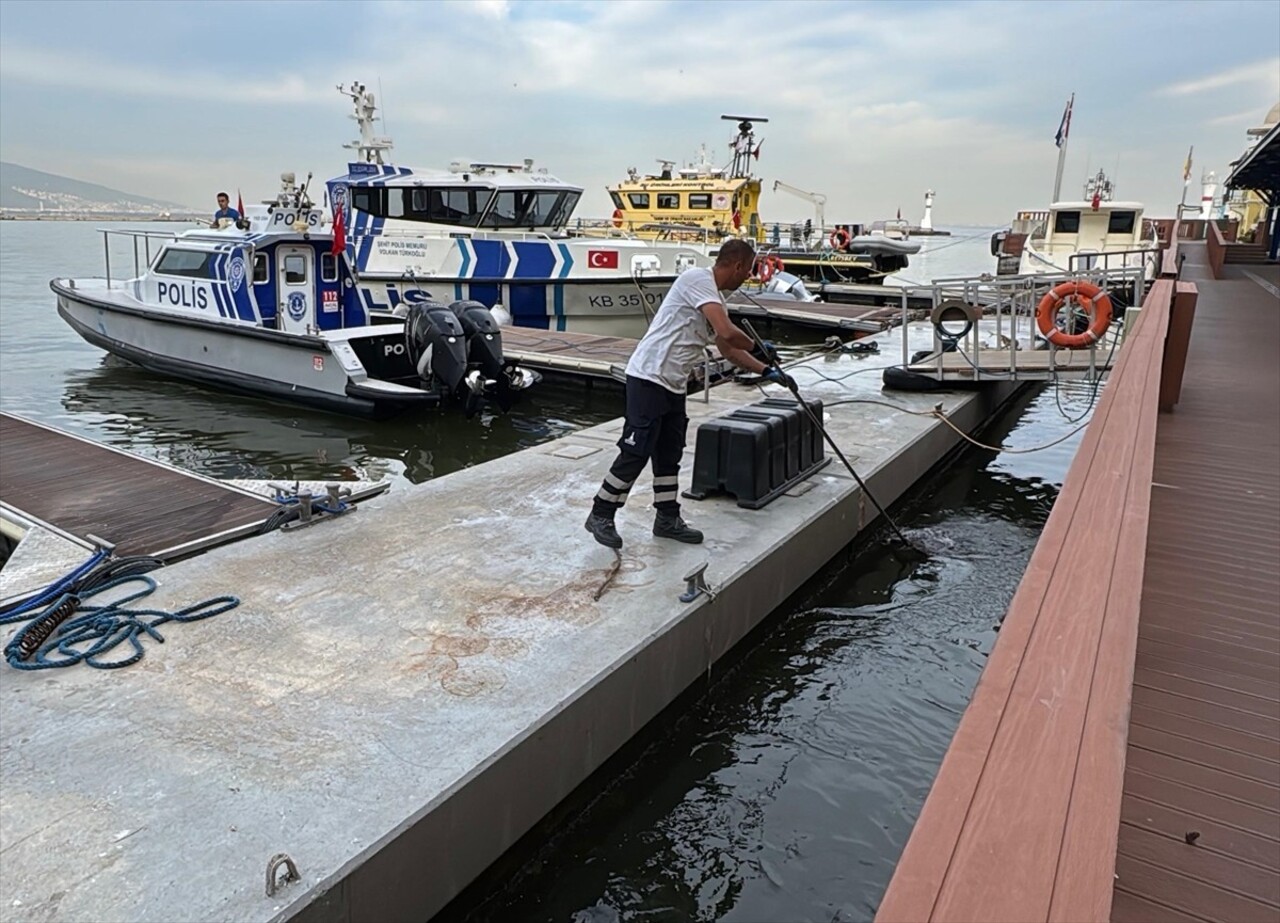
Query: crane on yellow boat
xmin=772 ymin=179 xmax=826 ymax=234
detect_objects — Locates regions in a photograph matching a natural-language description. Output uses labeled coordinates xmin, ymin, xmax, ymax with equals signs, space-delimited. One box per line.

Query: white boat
xmin=49 ymin=81 xmax=751 ymax=418
xmin=1017 ymin=169 xmax=1160 ymax=278
xmin=51 ymin=159 xmax=547 ymax=419
xmin=323 ymin=83 xmax=713 ymax=338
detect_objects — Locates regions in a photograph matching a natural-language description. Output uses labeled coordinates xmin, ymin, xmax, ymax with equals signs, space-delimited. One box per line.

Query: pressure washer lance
xmin=740 ymin=318 xmax=925 ymax=558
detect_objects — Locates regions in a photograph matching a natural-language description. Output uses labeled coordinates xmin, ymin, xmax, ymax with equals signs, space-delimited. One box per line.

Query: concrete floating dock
xmin=0 ymin=323 xmax=1023 ymax=923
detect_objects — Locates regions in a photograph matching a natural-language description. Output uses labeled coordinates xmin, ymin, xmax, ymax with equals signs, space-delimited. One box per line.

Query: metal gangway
xmin=888 ymin=258 xmax=1157 ymax=383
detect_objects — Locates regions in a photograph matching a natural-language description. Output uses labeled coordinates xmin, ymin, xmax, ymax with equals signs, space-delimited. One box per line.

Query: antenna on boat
xmin=721 ymin=114 xmax=768 ymax=179
xmin=338 ymin=81 xmax=395 ymax=164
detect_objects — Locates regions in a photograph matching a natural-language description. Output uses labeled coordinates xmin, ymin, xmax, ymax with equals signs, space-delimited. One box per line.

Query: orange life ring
xmin=755 ymin=255 xmax=784 ymax=284
xmin=611 ymin=208 xmax=624 ymax=228
xmin=1036 ymin=280 xmax=1113 ymax=349
xmin=829 ymin=228 xmax=851 ymax=250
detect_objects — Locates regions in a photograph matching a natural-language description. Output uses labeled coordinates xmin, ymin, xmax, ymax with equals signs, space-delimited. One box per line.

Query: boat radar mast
xmin=721 ymin=115 xmax=768 ymax=179
xmin=338 ymin=82 xmax=394 ymax=164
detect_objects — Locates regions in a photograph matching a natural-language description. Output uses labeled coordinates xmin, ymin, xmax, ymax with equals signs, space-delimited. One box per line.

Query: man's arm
xmin=700 ymin=302 xmax=768 ymax=374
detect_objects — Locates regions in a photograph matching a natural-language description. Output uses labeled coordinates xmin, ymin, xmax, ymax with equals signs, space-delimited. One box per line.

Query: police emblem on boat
xmin=287 ymin=292 xmax=307 ymax=321
xmin=228 ymin=255 xmax=246 ymax=293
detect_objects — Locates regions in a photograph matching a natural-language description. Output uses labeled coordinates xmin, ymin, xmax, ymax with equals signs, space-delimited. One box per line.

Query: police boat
xmin=322 ymin=82 xmax=721 ymax=339
xmin=50 ymin=172 xmax=539 ymax=420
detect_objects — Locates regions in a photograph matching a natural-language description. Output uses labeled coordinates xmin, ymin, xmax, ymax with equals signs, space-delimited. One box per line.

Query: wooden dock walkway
xmin=0 ymin=413 xmax=277 ymax=559
xmin=1111 ymin=257 xmax=1279 ymax=922
xmin=501 ymin=328 xmax=640 ymax=381
xmin=727 ymin=293 xmax=903 ymax=332
xmin=876 ymin=239 xmax=1280 ymax=922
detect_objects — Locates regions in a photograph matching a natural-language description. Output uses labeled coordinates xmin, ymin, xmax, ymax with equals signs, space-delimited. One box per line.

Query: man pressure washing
xmin=585 ymin=239 xmax=794 ymax=549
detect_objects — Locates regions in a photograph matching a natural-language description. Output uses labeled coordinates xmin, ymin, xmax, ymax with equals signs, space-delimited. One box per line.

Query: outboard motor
xmin=403 ymin=301 xmax=469 ymax=395
xmin=450 ymin=300 xmax=506 ymax=380
xmin=448 ymin=300 xmax=542 ymax=415
xmin=764 ymin=270 xmax=818 ymax=302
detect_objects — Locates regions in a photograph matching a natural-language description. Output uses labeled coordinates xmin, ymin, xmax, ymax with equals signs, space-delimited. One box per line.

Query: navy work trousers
xmin=592 ymin=376 xmax=688 ymax=517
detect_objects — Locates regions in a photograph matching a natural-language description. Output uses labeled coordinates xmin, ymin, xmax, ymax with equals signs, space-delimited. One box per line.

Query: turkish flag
xmin=587 ymin=250 xmax=618 ymax=269
xmin=237 ymin=190 xmax=245 ymax=218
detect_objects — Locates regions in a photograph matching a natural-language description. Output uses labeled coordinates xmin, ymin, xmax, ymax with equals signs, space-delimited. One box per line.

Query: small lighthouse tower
xmin=1200 ymin=171 xmax=1218 ymax=220
xmin=920 ymin=189 xmax=935 ymax=231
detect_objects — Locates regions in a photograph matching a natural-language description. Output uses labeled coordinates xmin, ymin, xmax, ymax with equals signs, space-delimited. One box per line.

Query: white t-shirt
xmin=625 ymin=267 xmax=721 ymax=394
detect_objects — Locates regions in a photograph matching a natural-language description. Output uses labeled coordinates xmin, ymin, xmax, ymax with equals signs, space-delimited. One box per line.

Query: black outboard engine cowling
xmin=403 ymin=301 xmax=468 ymax=395
xmin=449 ymin=300 xmax=505 ymax=380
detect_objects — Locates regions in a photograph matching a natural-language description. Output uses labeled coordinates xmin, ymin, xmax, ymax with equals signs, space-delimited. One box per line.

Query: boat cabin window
xmin=657 ymin=194 xmax=680 ymax=210
xmin=320 ymin=253 xmax=338 ymax=282
xmin=609 ymin=191 xmax=624 ymax=210
xmin=481 ymin=190 xmax=531 ymax=228
xmin=252 ymin=253 xmax=268 ymax=283
xmin=155 ymin=248 xmax=214 ymax=279
xmin=479 ymin=189 xmax=578 ymax=229
xmin=688 ymin=194 xmax=712 ymax=209
xmin=1107 ymin=211 xmax=1136 ymax=234
xmin=284 ymin=255 xmax=307 ymax=284
xmin=352 ymin=186 xmax=498 ymax=228
xmin=1053 ymin=211 xmax=1081 ymax=233
xmin=627 ymin=193 xmax=650 ymax=209
xmin=406 ymin=187 xmax=496 ymax=226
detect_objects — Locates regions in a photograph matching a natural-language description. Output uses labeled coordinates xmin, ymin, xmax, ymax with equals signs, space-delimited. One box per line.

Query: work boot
xmin=653 ymin=510 xmax=703 ymax=544
xmin=584 ymin=512 xmax=622 ymax=549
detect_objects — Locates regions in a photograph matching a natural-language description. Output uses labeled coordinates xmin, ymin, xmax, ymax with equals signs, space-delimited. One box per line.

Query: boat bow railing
xmin=95 ymin=226 xmax=207 ymax=289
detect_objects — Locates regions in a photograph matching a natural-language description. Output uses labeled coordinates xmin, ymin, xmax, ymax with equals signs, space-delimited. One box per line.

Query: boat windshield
xmin=350 ymin=186 xmax=496 ymax=228
xmin=479 ymin=189 xmax=581 ymax=229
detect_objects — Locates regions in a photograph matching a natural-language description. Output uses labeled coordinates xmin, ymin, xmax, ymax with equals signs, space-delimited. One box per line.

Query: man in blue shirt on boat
xmin=585 ymin=238 xmax=794 ymax=549
xmin=210 ymin=192 xmax=240 ymax=228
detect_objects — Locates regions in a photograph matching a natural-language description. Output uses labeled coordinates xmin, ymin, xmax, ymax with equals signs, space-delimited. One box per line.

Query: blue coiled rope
xmin=4 ymin=574 xmax=239 ymax=670
xmin=0 ymin=547 xmax=110 ymax=624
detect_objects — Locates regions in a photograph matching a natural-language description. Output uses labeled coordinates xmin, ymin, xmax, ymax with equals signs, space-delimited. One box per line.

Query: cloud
xmin=1158 ymin=58 xmax=1280 ymax=96
xmin=1206 ymin=108 xmax=1270 ymax=128
xmin=470 ymin=0 xmax=511 ymax=18
xmin=0 ymin=45 xmax=330 ymax=106
xmin=2 ymin=0 xmax=1276 ymax=224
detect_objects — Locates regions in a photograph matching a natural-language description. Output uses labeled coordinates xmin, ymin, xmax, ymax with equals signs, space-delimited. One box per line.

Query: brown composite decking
xmin=0 ymin=412 xmax=276 ymax=559
xmin=501 ymin=328 xmax=639 ymax=380
xmin=1111 ymin=255 xmax=1280 ymax=921
xmin=876 ymin=237 xmax=1280 ymax=922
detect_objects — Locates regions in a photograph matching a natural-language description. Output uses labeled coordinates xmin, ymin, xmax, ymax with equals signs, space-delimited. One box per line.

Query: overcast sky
xmin=1 ymin=0 xmax=1276 ymax=225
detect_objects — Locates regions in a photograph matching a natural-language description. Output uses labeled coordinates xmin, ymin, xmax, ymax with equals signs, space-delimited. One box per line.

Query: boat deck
xmin=0 ymin=413 xmax=277 ymax=560
xmin=1111 ymin=259 xmax=1280 ymax=922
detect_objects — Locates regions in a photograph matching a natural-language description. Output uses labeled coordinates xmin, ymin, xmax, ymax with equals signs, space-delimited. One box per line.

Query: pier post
xmin=1159 ymin=282 xmax=1198 ymax=412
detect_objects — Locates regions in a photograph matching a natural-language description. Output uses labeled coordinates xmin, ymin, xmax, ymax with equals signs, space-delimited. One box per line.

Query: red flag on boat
xmin=753 ymin=138 xmax=763 ymax=160
xmin=331 ymin=199 xmax=346 ymax=256
xmin=1091 ymin=191 xmax=1102 ymax=211
xmin=896 ymin=207 xmax=902 ymax=220
xmin=732 ymin=209 xmax=742 ymax=229
xmin=237 ymin=190 xmax=245 ymax=218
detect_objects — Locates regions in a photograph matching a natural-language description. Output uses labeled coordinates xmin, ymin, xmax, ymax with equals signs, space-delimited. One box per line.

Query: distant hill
xmin=0 ymin=161 xmax=193 ymax=214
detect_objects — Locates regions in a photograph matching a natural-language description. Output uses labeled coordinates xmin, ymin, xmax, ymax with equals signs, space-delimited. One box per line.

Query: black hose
xmin=737 ymin=314 xmax=925 ymax=557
